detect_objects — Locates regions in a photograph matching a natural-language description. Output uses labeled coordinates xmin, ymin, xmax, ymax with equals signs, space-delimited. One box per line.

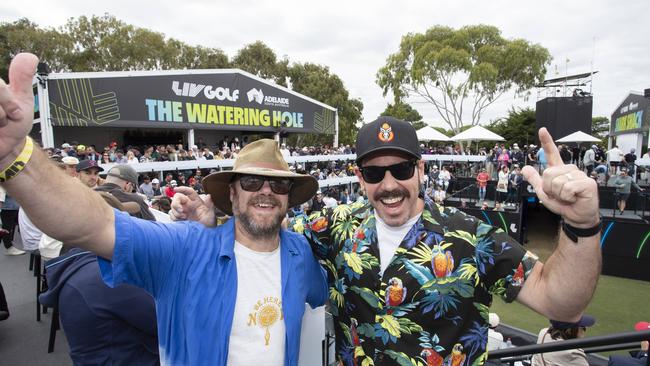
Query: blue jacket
xmin=99 ymin=210 xmax=328 ymax=366
xmin=39 ymin=248 xmax=159 ymax=366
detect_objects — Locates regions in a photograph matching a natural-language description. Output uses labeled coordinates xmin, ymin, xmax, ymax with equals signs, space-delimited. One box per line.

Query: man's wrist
xmin=561 ymin=218 xmax=602 ymax=243
xmin=563 ymin=217 xmax=601 ymax=229
xmin=0 ymin=139 xmax=27 ymax=172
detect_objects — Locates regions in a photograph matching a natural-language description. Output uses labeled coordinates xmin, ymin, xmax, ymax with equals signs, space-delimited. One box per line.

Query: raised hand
xmin=0 ymin=53 xmax=39 ymax=164
xmin=522 ymin=128 xmax=599 ymax=228
xmin=169 ymin=186 xmax=217 ymax=227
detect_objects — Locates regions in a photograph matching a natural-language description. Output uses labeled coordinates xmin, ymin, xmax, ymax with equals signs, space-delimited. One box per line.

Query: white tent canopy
xmin=450 ymin=125 xmax=504 ymax=141
xmin=416 ymin=126 xmax=451 ymax=141
xmin=555 ymin=130 xmax=601 ymax=143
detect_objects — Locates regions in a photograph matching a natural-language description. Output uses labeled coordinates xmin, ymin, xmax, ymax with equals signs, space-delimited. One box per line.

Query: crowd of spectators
xmin=41 ymin=137 xmax=650 ymax=213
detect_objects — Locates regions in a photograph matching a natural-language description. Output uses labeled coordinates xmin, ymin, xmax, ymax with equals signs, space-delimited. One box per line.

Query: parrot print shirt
xmin=291 ymin=197 xmax=537 ymax=366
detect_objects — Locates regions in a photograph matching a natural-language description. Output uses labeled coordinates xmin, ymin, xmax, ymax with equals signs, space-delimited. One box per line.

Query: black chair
xmin=48 ymin=307 xmax=60 ymax=353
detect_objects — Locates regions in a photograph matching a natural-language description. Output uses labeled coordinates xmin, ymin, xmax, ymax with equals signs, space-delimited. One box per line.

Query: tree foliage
xmin=232 ymin=41 xmax=289 ymax=86
xmin=0 ymin=14 xmax=229 ymax=76
xmin=376 ymin=24 xmax=551 ymax=138
xmin=592 ymin=116 xmax=609 ymax=141
xmin=381 ymin=102 xmax=426 ymax=130
xmin=488 ymin=107 xmax=536 ymax=147
xmin=0 ymin=18 xmax=72 ymax=79
xmin=286 ymin=63 xmax=363 ymax=147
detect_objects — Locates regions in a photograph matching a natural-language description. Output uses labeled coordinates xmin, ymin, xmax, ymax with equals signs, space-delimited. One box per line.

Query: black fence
xmin=488 ymin=330 xmax=650 ymax=366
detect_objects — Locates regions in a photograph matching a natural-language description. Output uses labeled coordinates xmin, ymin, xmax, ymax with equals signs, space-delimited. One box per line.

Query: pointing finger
xmin=539 ymin=128 xmax=562 ymax=167
xmin=522 ymin=165 xmax=552 ymax=202
xmin=174 ymin=186 xmax=199 ymax=199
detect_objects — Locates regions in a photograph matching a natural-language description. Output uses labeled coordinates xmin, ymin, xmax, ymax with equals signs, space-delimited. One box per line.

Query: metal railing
xmin=488 ymin=330 xmax=650 ymax=366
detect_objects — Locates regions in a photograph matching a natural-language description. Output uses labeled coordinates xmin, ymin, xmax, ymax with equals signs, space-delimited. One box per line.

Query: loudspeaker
xmin=644 ymin=88 xmax=650 ymax=98
xmin=535 ymin=97 xmax=592 ymax=142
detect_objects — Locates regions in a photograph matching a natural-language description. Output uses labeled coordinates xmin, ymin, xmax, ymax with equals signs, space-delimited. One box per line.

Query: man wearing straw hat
xmin=0 ymin=54 xmax=326 ymax=365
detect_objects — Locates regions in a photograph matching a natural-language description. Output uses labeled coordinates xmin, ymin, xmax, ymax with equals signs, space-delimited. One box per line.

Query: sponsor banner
xmin=46 ymin=71 xmax=335 ymax=134
xmin=610 ymin=93 xmax=650 ymax=135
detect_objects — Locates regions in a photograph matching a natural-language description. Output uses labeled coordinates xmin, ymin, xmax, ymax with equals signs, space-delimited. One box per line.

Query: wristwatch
xmin=561 ymin=219 xmax=603 ymax=243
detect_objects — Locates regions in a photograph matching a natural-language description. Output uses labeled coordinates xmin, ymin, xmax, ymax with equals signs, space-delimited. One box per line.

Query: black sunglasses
xmin=358 ymin=160 xmax=417 ymax=184
xmin=237 ymin=175 xmax=293 ymax=195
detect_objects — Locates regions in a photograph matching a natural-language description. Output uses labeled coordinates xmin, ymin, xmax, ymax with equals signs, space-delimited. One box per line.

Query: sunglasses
xmin=237 ymin=175 xmax=293 ymax=195
xmin=358 ymin=160 xmax=417 ymax=184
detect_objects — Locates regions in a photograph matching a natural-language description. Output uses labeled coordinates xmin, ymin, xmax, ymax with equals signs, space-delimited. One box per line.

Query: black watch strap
xmin=561 ymin=219 xmax=603 ymax=243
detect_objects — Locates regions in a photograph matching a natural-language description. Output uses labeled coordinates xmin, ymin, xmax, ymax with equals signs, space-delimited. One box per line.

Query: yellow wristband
xmin=0 ymin=137 xmax=34 ymax=183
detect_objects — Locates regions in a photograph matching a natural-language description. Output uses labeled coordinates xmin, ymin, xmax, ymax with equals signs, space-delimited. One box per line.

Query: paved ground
xmin=0 ymin=232 xmax=71 ymax=365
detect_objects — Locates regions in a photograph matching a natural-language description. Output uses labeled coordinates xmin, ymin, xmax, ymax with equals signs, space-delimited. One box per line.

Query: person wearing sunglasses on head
xmin=0 ymin=54 xmax=326 ymax=366
xmin=170 ymin=115 xmax=602 ymax=366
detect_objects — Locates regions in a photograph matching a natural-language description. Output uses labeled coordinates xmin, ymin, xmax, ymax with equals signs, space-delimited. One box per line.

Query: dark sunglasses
xmin=359 ymin=160 xmax=417 ymax=184
xmin=237 ymin=175 xmax=293 ymax=195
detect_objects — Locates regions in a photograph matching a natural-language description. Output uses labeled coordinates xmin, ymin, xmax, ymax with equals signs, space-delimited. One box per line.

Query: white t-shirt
xmin=607 ymin=148 xmax=623 ymax=163
xmin=227 ymin=241 xmax=285 ymax=366
xmin=376 ymin=211 xmax=422 ymax=275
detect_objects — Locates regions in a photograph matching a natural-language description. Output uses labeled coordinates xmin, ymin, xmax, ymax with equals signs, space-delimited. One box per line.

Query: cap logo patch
xmin=378 ymin=122 xmax=394 ymax=142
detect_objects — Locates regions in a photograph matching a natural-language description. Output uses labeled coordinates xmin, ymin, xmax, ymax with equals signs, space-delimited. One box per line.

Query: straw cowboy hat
xmin=202 ymin=139 xmax=319 ymax=215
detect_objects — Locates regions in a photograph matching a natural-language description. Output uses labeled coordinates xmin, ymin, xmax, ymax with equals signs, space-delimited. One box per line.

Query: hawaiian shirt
xmin=291 ymin=197 xmax=538 ymax=366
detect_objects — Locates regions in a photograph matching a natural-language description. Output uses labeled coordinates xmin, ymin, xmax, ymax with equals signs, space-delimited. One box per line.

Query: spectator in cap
xmin=164 ymin=180 xmax=178 ymax=198
xmin=150 ymin=178 xmax=163 ymax=198
xmin=61 ymin=142 xmax=74 ymax=157
xmin=61 ymin=156 xmax=79 ymax=177
xmin=76 ymin=159 xmax=104 ymax=189
xmin=95 ymin=165 xmax=155 ymax=221
xmin=76 ymin=144 xmax=87 ymax=160
xmin=531 ymin=315 xmax=595 ymax=366
xmin=310 ymin=190 xmax=325 ymax=213
xmin=608 ymin=322 xmax=649 ymax=366
xmin=487 ymin=313 xmax=504 ymax=351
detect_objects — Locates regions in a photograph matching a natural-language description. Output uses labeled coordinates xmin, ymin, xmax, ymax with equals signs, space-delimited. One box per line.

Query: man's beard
xmin=234 ymin=195 xmax=285 ymax=240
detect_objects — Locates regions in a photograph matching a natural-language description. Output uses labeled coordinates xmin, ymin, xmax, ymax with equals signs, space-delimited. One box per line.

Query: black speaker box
xmin=535 ymin=97 xmax=593 ymax=142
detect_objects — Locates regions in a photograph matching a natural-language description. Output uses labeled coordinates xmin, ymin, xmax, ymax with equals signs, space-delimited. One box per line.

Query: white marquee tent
xmin=450 ymin=125 xmax=504 ymax=141
xmin=416 ymin=126 xmax=451 ymax=141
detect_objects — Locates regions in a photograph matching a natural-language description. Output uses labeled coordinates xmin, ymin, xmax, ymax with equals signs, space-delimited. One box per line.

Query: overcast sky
xmin=2 ymin=0 xmax=649 ymax=129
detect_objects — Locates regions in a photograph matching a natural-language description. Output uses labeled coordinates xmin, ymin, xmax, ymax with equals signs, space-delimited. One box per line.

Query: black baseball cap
xmin=355 ymin=116 xmax=421 ymax=165
xmin=76 ymin=159 xmax=104 ymax=173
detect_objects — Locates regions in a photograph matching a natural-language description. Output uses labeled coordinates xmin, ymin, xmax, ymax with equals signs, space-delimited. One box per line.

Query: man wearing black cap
xmin=303 ymin=117 xmax=600 ymax=366
xmin=171 ymin=116 xmax=603 ymax=366
xmin=76 ymin=159 xmax=104 ymax=188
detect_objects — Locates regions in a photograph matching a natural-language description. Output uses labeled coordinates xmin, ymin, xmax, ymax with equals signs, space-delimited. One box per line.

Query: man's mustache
xmin=374 ymin=188 xmax=409 ymax=201
xmin=248 ymin=195 xmax=281 ymax=207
